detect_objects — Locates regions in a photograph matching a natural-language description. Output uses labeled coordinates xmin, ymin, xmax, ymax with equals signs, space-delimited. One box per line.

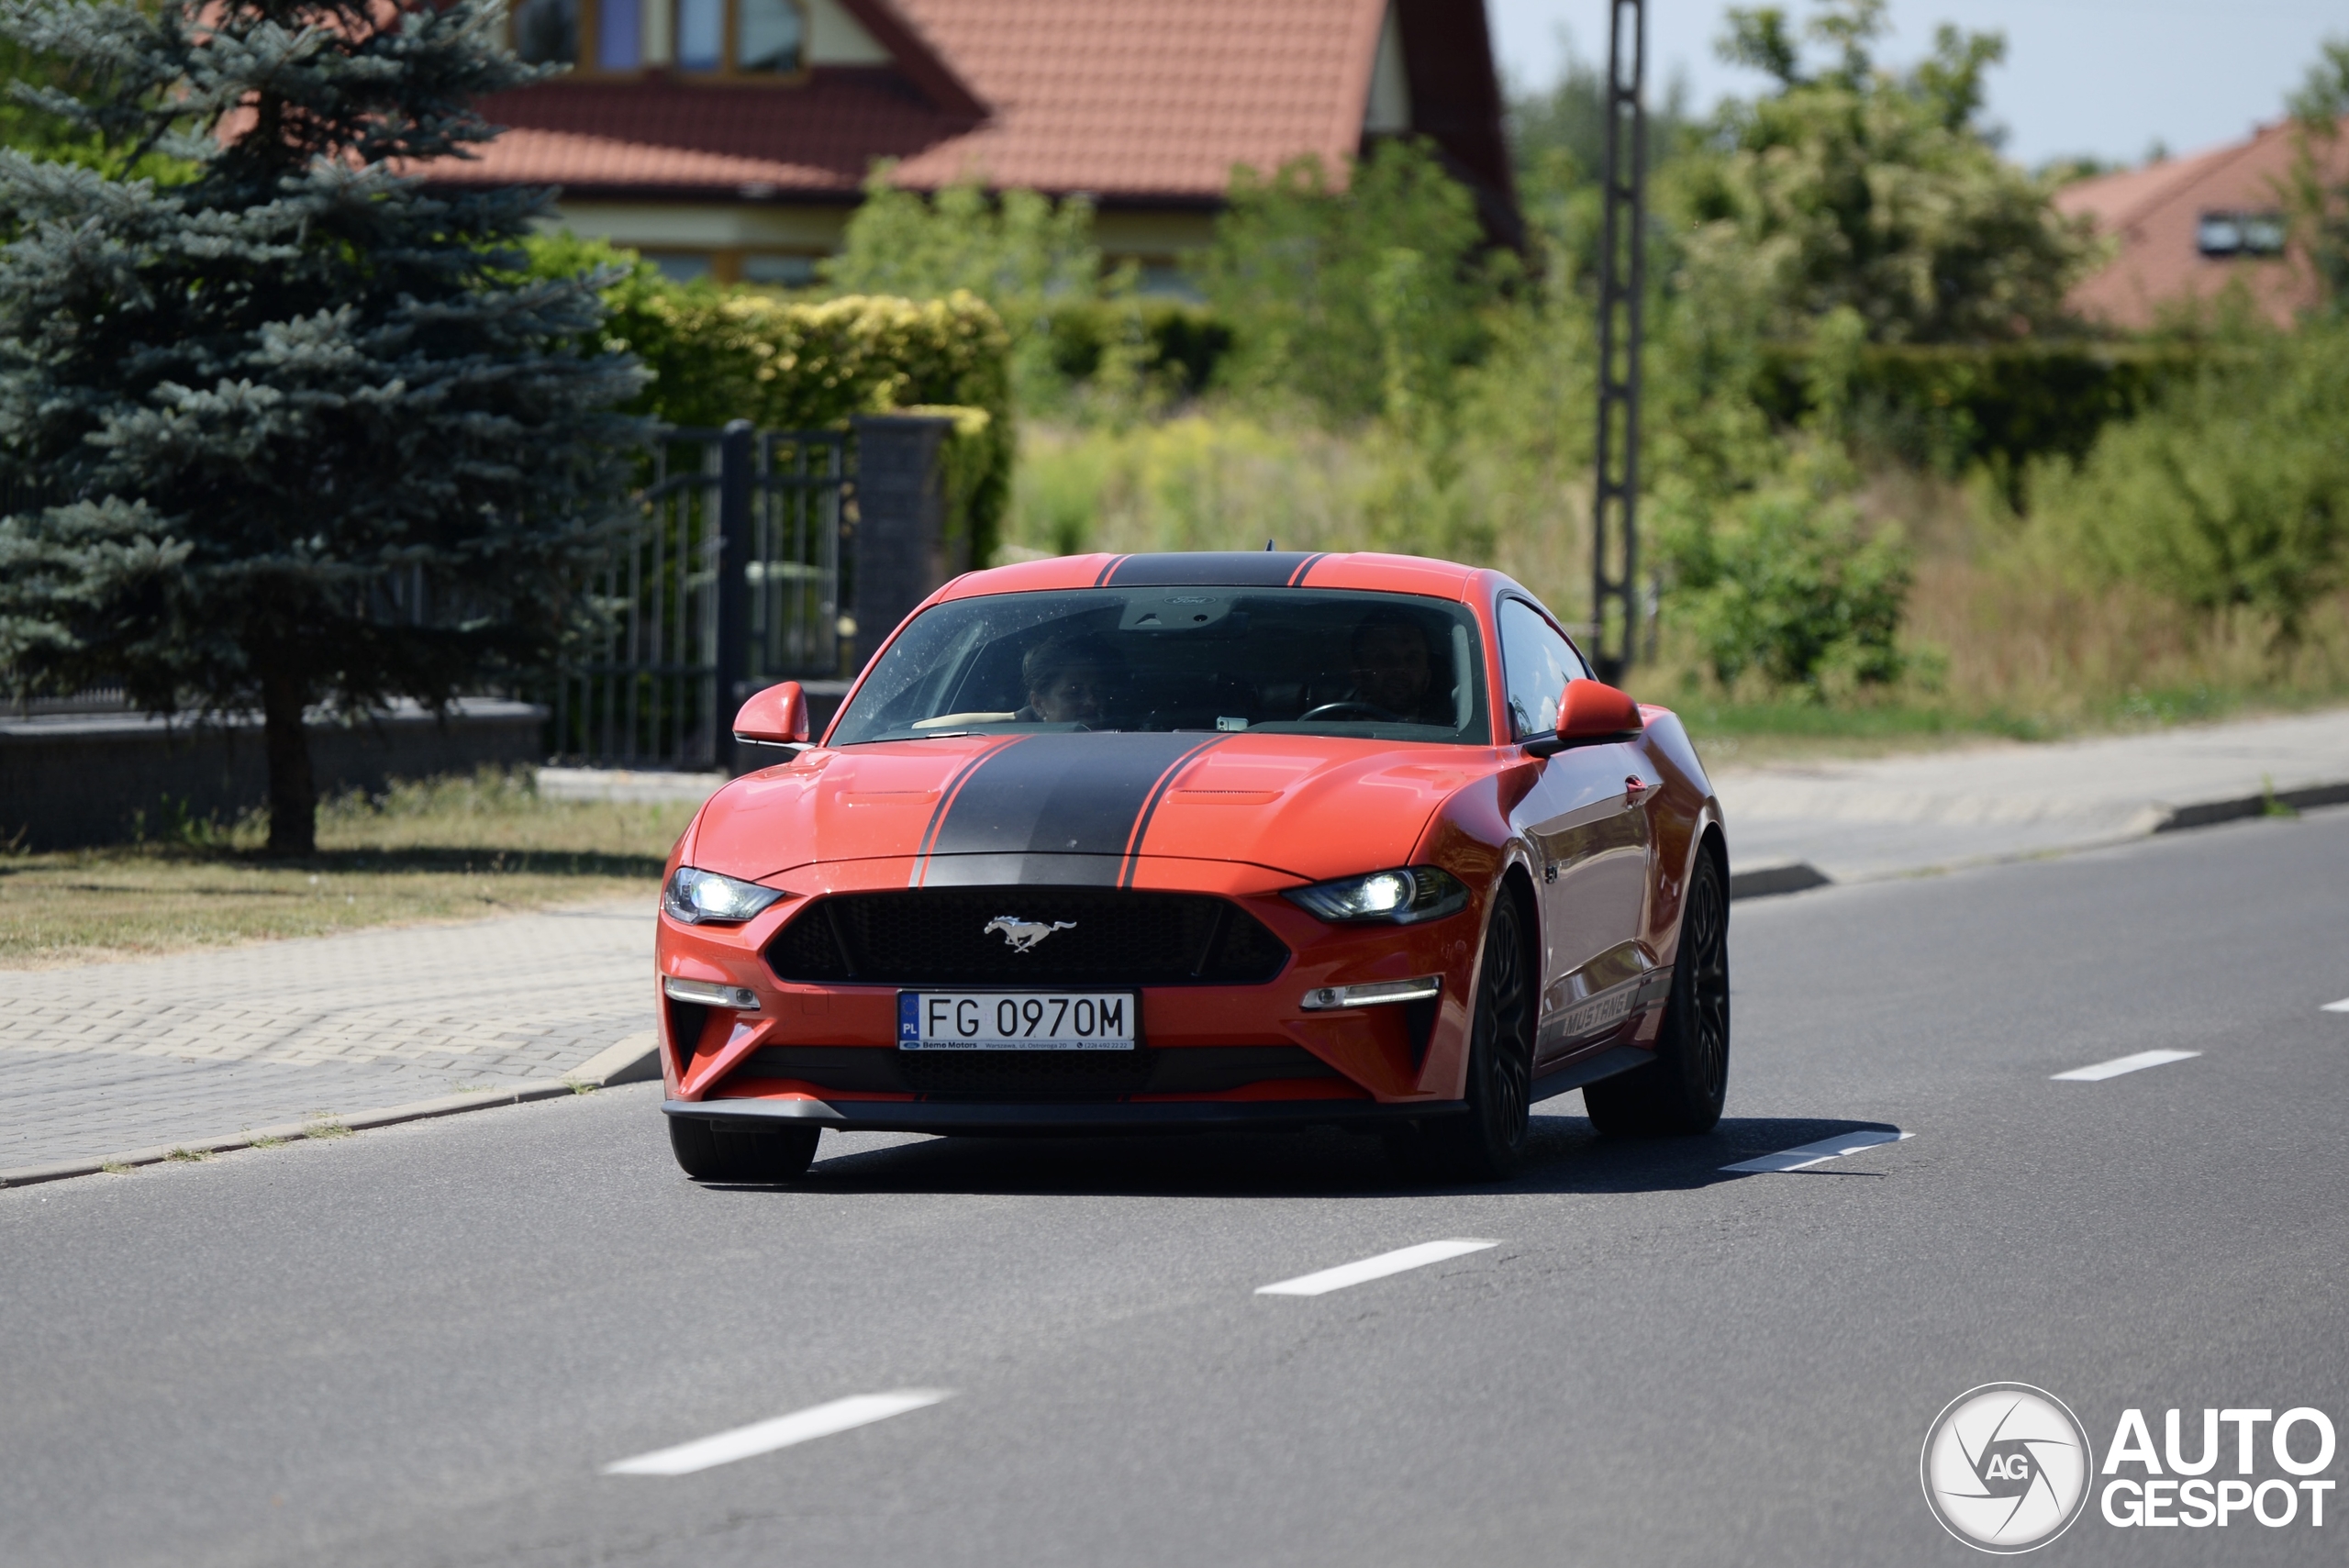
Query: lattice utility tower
xmin=1589 ymin=0 xmax=1646 ymax=684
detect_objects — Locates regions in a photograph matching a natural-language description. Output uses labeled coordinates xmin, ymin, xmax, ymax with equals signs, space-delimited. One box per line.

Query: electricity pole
xmin=1590 ymin=0 xmax=1646 ymax=684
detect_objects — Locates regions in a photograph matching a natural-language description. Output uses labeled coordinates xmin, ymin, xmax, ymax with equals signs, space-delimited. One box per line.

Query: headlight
xmin=1282 ymin=866 xmax=1470 ymax=925
xmin=662 ymin=866 xmax=786 ymax=925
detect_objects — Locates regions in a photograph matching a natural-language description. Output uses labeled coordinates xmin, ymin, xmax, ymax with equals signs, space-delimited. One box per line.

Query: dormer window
xmin=2198 ymin=210 xmax=2288 ymax=259
xmin=677 ymin=0 xmax=806 ymax=74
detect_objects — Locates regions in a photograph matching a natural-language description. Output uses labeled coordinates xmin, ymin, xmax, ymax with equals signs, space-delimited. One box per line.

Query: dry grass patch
xmin=0 ymin=770 xmax=696 ymax=968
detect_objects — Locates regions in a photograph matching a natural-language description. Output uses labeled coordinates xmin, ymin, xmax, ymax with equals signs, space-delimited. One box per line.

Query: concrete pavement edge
xmin=0 ymin=1047 xmax=662 ymax=1191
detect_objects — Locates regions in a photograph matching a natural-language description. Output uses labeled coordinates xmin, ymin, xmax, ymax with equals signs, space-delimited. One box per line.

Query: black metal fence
xmin=549 ymin=421 xmax=851 ymax=772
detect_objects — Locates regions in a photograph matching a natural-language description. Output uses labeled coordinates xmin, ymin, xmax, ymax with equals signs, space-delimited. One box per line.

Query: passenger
xmin=1016 ymin=634 xmax=1123 ymax=725
xmin=1347 ymin=610 xmax=1441 ymax=721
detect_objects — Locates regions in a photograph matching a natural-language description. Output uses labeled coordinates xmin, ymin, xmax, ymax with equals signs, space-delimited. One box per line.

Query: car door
xmin=1497 ymin=598 xmax=1653 ymax=1066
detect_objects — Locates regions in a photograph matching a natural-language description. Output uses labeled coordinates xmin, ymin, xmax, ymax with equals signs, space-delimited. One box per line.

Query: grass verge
xmin=0 ymin=770 xmax=695 ymax=969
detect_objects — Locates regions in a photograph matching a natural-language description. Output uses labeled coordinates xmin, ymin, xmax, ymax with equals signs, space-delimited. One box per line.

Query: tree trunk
xmin=261 ymin=669 xmax=317 ymax=856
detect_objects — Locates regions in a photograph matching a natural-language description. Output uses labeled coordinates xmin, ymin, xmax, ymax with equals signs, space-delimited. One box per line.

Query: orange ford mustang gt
xmin=655 ymin=550 xmax=1730 ymax=1183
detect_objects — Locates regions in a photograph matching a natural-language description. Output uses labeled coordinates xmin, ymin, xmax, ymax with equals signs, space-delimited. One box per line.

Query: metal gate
xmin=550 ymin=421 xmax=849 ymax=770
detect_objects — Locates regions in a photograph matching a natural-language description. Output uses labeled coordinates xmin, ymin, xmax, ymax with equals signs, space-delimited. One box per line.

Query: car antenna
xmin=1264 ymin=538 xmax=1275 ymax=550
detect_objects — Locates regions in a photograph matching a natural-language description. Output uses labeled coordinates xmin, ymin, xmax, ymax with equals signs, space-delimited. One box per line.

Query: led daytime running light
xmin=1299 ymin=976 xmax=1442 ymax=1011
xmin=662 ymin=975 xmax=762 ymax=1010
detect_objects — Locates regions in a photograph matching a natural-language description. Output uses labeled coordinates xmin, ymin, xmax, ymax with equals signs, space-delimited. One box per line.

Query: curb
xmin=0 ymin=1042 xmax=662 ymax=1192
xmin=1725 ymin=775 xmax=2349 ymax=904
xmin=1728 ymin=861 xmax=1833 ymax=901
xmin=2154 ymin=780 xmax=2349 ymax=832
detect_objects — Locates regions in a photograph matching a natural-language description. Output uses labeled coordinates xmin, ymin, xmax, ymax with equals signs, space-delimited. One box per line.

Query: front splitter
xmin=662 ymin=1096 xmax=1469 ymax=1136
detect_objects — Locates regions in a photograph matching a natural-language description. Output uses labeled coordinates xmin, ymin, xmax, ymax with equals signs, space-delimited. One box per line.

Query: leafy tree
xmin=1666 ymin=0 xmax=2090 ymax=345
xmin=1194 ymin=139 xmax=1499 ymax=423
xmin=0 ymin=0 xmax=647 ymax=853
xmin=1507 ymin=33 xmax=1693 ymax=191
xmin=2283 ymin=36 xmax=2349 ymax=313
xmin=822 ymin=169 xmax=1119 ymax=410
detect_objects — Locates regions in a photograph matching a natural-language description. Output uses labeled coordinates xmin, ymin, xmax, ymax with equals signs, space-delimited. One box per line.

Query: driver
xmin=1346 ymin=610 xmax=1439 ymax=720
xmin=1015 ymin=633 xmax=1123 ymax=725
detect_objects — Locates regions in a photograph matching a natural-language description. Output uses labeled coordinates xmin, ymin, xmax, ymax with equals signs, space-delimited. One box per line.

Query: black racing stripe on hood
xmin=908 ymin=738 xmax=1024 ymax=884
xmin=921 ymin=733 xmax=1223 ymax=873
xmin=1105 ymin=551 xmax=1324 ymax=587
xmin=1092 ymin=555 xmax=1128 ymax=586
xmin=1285 ymin=551 xmax=1328 ymax=586
xmin=1119 ymin=735 xmax=1228 ymax=886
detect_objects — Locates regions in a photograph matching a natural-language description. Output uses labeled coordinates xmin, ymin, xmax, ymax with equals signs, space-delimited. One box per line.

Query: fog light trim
xmin=1299 ymin=976 xmax=1442 ymax=1011
xmin=662 ymin=976 xmax=762 ymax=1011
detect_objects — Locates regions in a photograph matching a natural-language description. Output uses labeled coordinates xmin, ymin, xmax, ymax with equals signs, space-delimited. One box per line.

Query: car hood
xmin=690 ymin=731 xmax=1497 ymax=886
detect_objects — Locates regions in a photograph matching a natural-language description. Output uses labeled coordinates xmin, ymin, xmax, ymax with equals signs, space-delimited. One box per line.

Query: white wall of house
xmin=546 ymin=200 xmax=1219 ymax=291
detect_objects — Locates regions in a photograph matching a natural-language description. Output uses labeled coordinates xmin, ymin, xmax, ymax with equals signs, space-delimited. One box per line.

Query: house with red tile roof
xmin=429 ymin=0 xmax=1517 ymax=288
xmin=2054 ymin=115 xmax=2348 ymax=330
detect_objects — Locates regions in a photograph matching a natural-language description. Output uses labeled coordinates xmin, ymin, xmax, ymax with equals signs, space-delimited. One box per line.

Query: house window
xmin=643 ymin=251 xmax=718 ymax=284
xmin=676 ymin=0 xmax=805 ymax=74
xmin=511 ymin=0 xmax=641 ymax=71
xmin=741 ymin=253 xmax=818 ymax=286
xmin=513 ymin=0 xmax=577 ymax=65
xmin=2199 ymin=210 xmax=2288 ymax=259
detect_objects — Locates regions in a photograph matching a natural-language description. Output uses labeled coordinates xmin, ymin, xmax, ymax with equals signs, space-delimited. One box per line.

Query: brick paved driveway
xmin=0 ymin=901 xmax=652 ymax=1171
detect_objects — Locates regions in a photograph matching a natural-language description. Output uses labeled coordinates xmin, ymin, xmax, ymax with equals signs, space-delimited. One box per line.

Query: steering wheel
xmin=1298 ymin=700 xmax=1402 ymax=723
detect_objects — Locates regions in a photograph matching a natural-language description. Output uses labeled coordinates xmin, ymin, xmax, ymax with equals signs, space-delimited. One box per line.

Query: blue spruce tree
xmin=0 ymin=0 xmax=646 ymax=851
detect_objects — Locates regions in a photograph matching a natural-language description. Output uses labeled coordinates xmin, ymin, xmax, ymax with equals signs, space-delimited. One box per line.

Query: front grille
xmin=737 ymin=1044 xmax=1339 ymax=1101
xmin=765 ymin=888 xmax=1290 ymax=986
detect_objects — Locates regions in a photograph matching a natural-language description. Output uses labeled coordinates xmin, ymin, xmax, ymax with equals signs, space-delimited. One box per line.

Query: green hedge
xmin=1754 ymin=339 xmax=2213 ymax=477
xmin=533 ymin=239 xmax=1015 ymax=568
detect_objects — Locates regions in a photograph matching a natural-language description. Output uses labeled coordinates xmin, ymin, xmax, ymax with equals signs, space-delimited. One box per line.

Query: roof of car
xmin=941 ymin=551 xmax=1489 ymax=601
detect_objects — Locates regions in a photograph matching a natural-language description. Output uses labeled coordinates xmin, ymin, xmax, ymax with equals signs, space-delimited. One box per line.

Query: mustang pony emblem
xmin=985 ymin=917 xmax=1077 ymax=953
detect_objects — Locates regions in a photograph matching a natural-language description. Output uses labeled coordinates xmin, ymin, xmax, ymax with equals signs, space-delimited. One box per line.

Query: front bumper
xmin=656 ymin=862 xmax=1488 ymax=1117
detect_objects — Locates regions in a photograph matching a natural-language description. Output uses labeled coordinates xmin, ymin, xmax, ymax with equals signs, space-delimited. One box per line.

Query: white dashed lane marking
xmin=604 ymin=1391 xmax=952 ymax=1476
xmin=1255 ymin=1240 xmax=1499 ymax=1297
xmin=2051 ymin=1049 xmax=2201 ymax=1082
xmin=1720 ymin=1129 xmax=1911 ymax=1173
xmin=2323 ymin=998 xmax=2349 ymax=1013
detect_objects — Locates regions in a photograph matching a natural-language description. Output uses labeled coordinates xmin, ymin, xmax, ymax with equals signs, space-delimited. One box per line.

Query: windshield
xmin=830 ymin=588 xmax=1491 ymax=747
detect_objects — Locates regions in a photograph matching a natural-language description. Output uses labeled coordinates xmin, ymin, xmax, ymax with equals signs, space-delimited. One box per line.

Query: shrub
xmin=2026 ymin=323 xmax=2349 ymax=641
xmin=1662 ymin=440 xmax=1912 ymax=695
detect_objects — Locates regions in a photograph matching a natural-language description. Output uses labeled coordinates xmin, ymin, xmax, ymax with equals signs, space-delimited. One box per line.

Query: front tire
xmin=668 ymin=1117 xmax=821 ymax=1182
xmin=1410 ymin=887 xmax=1535 ymax=1182
xmin=1584 ymin=843 xmax=1730 ymax=1136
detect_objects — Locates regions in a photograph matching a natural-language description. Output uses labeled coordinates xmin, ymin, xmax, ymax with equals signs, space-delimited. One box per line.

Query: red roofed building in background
xmin=2055 ymin=115 xmax=2349 ymax=330
xmin=432 ymin=0 xmax=1518 ymax=287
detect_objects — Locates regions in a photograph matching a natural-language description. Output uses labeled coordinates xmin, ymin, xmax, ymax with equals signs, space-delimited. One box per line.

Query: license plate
xmin=898 ymin=992 xmax=1137 ymax=1051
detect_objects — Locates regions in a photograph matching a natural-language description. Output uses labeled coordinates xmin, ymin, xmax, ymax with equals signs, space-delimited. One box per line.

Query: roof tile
xmin=439 ymin=0 xmax=1387 ymax=199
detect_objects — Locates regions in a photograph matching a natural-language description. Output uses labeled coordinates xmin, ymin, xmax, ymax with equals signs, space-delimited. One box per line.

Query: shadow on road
xmin=705 ymin=1112 xmax=1904 ymax=1200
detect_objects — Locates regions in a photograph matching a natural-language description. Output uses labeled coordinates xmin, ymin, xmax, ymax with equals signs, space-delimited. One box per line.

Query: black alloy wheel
xmin=1584 ymin=845 xmax=1730 ymax=1136
xmin=668 ymin=1117 xmax=821 ymax=1183
xmin=1399 ymin=888 xmax=1535 ymax=1183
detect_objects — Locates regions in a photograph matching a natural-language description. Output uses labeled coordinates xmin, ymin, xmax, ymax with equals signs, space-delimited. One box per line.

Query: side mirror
xmin=733 ymin=681 xmax=810 ymax=748
xmin=1521 ymin=681 xmax=1642 ymax=758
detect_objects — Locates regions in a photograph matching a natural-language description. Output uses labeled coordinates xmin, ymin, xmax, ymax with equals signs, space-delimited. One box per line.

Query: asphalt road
xmin=5 ymin=808 xmax=2346 ymax=1567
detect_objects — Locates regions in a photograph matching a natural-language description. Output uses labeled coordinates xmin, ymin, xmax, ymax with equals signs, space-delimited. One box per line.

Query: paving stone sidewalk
xmin=0 ymin=901 xmax=652 ymax=1173
xmin=1713 ymin=707 xmax=2349 ymax=884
